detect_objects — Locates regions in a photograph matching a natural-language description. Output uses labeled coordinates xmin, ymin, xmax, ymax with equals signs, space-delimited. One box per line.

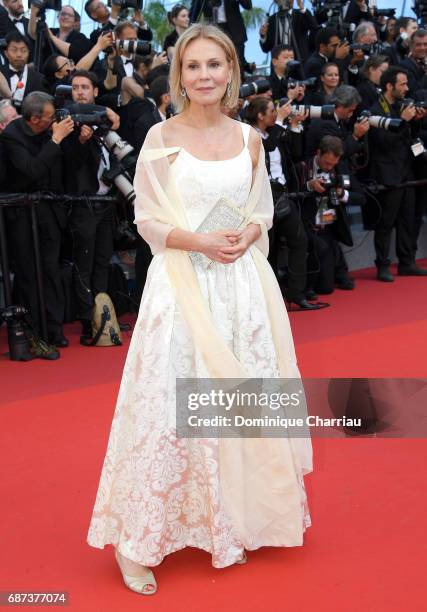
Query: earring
xmin=226 ymin=82 xmax=232 ymax=98
xmin=180 ymin=87 xmax=187 ymax=98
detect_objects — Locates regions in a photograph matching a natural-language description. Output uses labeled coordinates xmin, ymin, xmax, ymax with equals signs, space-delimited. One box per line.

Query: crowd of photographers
xmin=0 ymin=0 xmax=427 ymax=358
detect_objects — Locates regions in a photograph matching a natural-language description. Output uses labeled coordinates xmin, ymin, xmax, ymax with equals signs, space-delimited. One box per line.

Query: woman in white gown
xmin=87 ymin=24 xmax=312 ymax=595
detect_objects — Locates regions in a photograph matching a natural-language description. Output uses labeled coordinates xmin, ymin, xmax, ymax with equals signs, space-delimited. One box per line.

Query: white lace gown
xmin=87 ymin=122 xmax=311 ymax=568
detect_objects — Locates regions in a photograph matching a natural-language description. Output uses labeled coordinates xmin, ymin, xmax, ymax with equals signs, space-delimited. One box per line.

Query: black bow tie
xmin=10 ymin=69 xmax=23 ymax=78
xmin=12 ymin=18 xmax=22 ymax=24
xmin=124 ymin=59 xmax=133 ymax=65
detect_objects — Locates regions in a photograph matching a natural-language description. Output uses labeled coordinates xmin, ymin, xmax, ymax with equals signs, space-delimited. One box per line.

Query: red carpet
xmin=1 ymin=262 xmax=427 ymax=611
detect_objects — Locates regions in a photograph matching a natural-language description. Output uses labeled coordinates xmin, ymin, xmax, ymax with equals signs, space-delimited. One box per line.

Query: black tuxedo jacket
xmin=260 ymin=10 xmax=317 ymax=61
xmin=367 ymin=99 xmax=414 ymax=186
xmin=0 ymin=6 xmax=30 ymax=38
xmin=0 ymin=117 xmax=66 ymax=226
xmin=190 ymin=0 xmax=251 ymax=45
xmin=0 ymin=64 xmax=47 ymax=101
xmin=61 ymin=131 xmax=104 ymax=195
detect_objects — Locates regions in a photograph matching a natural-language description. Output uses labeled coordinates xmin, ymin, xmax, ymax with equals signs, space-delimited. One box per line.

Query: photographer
xmin=384 ymin=17 xmax=418 ymax=66
xmin=304 ymin=27 xmax=350 ymax=82
xmin=259 ymin=0 xmax=317 ymax=62
xmin=306 ymin=85 xmax=370 ymax=174
xmin=245 ymin=96 xmax=325 ymax=310
xmin=356 ymin=54 xmax=389 ymax=112
xmin=0 ymin=0 xmax=31 ymax=41
xmin=84 ymin=0 xmax=152 ymax=48
xmin=347 ymin=21 xmax=379 ymax=84
xmin=399 ymin=29 xmax=427 ymax=96
xmin=42 ymin=53 xmax=74 ymax=94
xmin=268 ymin=44 xmax=296 ymax=102
xmin=1 ymin=91 xmax=74 ymax=346
xmin=28 ymin=4 xmax=92 ymax=64
xmin=190 ymin=0 xmax=251 ymax=70
xmin=60 ymin=70 xmax=120 ymax=343
xmin=163 ymin=4 xmax=190 ymax=61
xmin=368 ymin=66 xmax=427 ymax=281
xmin=295 ymin=135 xmax=354 ymax=294
xmin=96 ymin=21 xmax=152 ymax=95
xmin=343 ymin=0 xmax=374 ymax=28
xmin=0 ymin=32 xmax=46 ymax=111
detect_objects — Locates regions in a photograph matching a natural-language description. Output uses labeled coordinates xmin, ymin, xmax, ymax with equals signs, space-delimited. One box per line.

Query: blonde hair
xmin=169 ymin=23 xmax=241 ymax=113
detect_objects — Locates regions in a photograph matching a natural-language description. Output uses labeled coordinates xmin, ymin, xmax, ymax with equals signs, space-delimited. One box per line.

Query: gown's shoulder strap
xmin=240 ymin=121 xmax=251 ymax=147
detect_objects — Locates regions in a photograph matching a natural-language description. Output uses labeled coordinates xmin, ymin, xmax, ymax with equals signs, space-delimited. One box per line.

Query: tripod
xmin=33 ymin=9 xmax=55 ymax=73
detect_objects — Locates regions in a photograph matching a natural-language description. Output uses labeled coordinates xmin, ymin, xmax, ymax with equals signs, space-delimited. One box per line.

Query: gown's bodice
xmin=169 ymin=123 xmax=253 ymax=231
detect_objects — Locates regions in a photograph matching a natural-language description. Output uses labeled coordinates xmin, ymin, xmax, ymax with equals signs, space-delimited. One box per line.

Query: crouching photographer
xmin=60 ymin=69 xmax=123 ymax=343
xmin=245 ymin=96 xmax=328 ymax=311
xmin=294 ymin=136 xmax=354 ymax=296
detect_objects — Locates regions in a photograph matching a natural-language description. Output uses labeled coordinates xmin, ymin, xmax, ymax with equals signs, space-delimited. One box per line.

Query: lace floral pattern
xmin=87 ymin=130 xmax=311 ymax=568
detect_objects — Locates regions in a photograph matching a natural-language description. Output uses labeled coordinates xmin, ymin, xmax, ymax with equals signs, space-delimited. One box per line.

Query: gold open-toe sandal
xmin=235 ymin=551 xmax=247 ymax=565
xmin=115 ymin=549 xmax=157 ymax=595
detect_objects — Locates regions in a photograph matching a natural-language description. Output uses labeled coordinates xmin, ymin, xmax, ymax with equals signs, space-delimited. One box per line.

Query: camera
xmin=414 ymin=0 xmax=427 ymax=18
xmin=323 ymin=174 xmax=350 ymax=192
xmin=55 ymin=105 xmax=113 ymax=128
xmin=239 ymin=78 xmax=271 ymax=99
xmin=323 ymin=174 xmax=350 ymax=207
xmin=99 ymin=131 xmax=137 ymax=204
xmin=373 ymin=8 xmax=396 ymax=18
xmin=279 ymin=98 xmax=336 ymax=120
xmin=400 ymin=98 xmax=427 ymax=111
xmin=30 ymin=0 xmax=62 ymax=11
xmin=0 ymin=305 xmax=31 ymax=361
xmin=109 ymin=0 xmax=143 ymax=9
xmin=357 ymin=110 xmax=404 ymax=132
xmin=349 ymin=43 xmax=371 ymax=54
xmin=287 ymin=77 xmax=317 ymax=89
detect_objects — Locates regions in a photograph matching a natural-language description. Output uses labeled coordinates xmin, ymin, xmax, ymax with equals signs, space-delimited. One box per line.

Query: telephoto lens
xmin=290 ymin=104 xmax=336 ymax=119
xmin=358 ymin=111 xmax=404 ymax=132
xmin=239 ymin=78 xmax=271 ymax=99
xmin=116 ymin=40 xmax=151 ymax=56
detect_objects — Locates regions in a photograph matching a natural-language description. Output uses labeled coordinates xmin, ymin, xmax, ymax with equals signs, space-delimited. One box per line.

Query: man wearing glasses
xmin=84 ymin=0 xmax=152 ymax=48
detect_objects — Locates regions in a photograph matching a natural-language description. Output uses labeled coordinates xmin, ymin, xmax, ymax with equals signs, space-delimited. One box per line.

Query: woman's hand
xmin=200 ymin=224 xmax=260 ymax=264
xmin=198 ymin=230 xmax=244 ymax=264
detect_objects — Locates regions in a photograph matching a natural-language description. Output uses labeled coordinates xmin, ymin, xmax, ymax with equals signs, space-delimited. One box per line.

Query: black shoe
xmin=81 ymin=319 xmax=92 ymax=336
xmin=397 ymin=265 xmax=427 ymax=276
xmin=49 ymin=334 xmax=69 ymax=348
xmin=336 ymin=277 xmax=355 ymax=290
xmin=287 ymin=298 xmax=330 ymax=311
xmin=305 ymin=289 xmax=318 ymax=301
xmin=377 ymin=266 xmax=394 ymax=282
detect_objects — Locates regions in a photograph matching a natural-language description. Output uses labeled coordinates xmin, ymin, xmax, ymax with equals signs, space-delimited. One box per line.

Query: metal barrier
xmin=0 ymin=192 xmax=118 ymax=342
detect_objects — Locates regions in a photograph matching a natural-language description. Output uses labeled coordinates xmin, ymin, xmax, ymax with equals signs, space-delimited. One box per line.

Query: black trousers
xmin=374 ymin=186 xmax=415 ymax=268
xmin=6 ymin=203 xmax=64 ymax=336
xmin=69 ymin=203 xmax=114 ymax=321
xmin=306 ymin=226 xmax=349 ymax=295
xmin=268 ymin=192 xmax=308 ymax=302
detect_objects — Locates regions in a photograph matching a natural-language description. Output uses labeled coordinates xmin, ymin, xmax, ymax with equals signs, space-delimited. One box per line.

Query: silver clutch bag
xmin=189 ymin=198 xmax=246 ymax=269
